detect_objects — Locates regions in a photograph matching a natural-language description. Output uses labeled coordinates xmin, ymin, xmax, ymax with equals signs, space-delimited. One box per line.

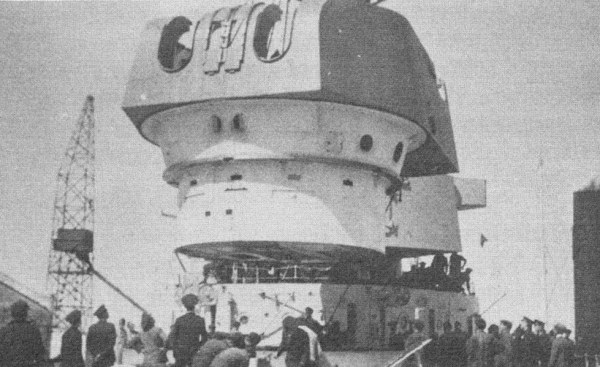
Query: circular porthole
xmin=359 ymin=134 xmax=373 ymax=152
xmin=393 ymin=142 xmax=404 ymax=163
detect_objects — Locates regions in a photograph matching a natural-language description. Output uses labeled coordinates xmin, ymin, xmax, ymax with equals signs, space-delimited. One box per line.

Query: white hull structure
xmin=122 ymin=0 xmax=486 ymax=365
xmin=184 ymin=282 xmax=478 ymax=348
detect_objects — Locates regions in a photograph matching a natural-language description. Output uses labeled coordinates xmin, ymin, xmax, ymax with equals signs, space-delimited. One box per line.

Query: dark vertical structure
xmin=47 ymin=95 xmax=95 ymax=331
xmin=573 ymin=188 xmax=600 ymax=355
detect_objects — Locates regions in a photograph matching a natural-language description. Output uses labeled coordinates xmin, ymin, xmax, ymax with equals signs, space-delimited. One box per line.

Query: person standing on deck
xmin=466 ymin=317 xmax=503 ymax=367
xmin=58 ymin=310 xmax=85 ymax=367
xmin=171 ymin=294 xmax=209 ymax=367
xmin=438 ymin=321 xmax=464 ymax=367
xmin=405 ymin=320 xmax=429 ymax=367
xmin=548 ymin=325 xmax=574 ymax=367
xmin=86 ymin=305 xmax=117 ymax=367
xmin=300 ymin=308 xmax=322 ymax=337
xmin=0 ymin=300 xmax=46 ymax=367
xmin=512 ymin=317 xmax=536 ymax=367
xmin=128 ymin=313 xmax=168 ymax=367
xmin=495 ymin=320 xmax=513 ymax=367
xmin=116 ymin=318 xmax=128 ymax=365
xmin=533 ymin=320 xmax=551 ymax=367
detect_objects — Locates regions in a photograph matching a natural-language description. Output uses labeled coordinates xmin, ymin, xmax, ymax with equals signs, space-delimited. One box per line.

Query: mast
xmin=47 ymin=95 xmax=95 ymax=330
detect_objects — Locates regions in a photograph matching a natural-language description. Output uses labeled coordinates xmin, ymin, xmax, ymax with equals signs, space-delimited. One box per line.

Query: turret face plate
xmin=123 ymin=0 xmax=458 ymax=176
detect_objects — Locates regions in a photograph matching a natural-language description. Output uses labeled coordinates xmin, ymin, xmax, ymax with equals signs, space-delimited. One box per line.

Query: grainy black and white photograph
xmin=0 ymin=1 xmax=598 ymax=366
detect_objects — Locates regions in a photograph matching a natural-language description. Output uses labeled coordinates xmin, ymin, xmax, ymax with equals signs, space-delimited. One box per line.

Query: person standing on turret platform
xmin=449 ymin=253 xmax=467 ymax=278
xmin=171 ymin=294 xmax=209 ymax=367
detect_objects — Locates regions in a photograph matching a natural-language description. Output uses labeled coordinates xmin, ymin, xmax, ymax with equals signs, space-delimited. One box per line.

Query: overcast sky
xmin=1 ymin=0 xmax=599 ymax=332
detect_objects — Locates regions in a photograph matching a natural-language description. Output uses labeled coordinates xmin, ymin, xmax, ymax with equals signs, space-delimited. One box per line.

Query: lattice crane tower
xmin=47 ymin=95 xmax=95 ymax=329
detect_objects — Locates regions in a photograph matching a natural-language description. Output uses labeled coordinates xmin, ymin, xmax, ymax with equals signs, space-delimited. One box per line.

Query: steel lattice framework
xmin=47 ymin=95 xmax=95 ymax=330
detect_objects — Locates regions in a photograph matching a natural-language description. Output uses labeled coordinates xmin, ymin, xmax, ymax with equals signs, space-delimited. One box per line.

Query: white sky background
xmin=0 ymin=0 xmax=599 ymax=332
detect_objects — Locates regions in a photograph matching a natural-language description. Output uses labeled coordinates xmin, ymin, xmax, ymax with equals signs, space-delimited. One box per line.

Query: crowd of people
xmin=401 ymin=316 xmax=576 ymax=367
xmin=201 ymin=253 xmax=473 ymax=295
xmin=400 ymin=253 xmax=473 ymax=294
xmin=0 ymin=295 xmax=261 ymax=367
xmin=0 ymin=296 xmax=578 ymax=367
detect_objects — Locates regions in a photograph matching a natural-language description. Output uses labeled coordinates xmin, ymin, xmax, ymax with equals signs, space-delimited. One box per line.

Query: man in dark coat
xmin=466 ymin=317 xmax=503 ymax=367
xmin=548 ymin=325 xmax=574 ymax=367
xmin=171 ymin=294 xmax=209 ymax=367
xmin=299 ymin=308 xmax=322 ymax=337
xmin=495 ymin=320 xmax=513 ymax=367
xmin=58 ymin=310 xmax=85 ymax=367
xmin=0 ymin=300 xmax=46 ymax=367
xmin=277 ymin=316 xmax=312 ymax=367
xmin=438 ymin=321 xmax=464 ymax=367
xmin=86 ymin=305 xmax=116 ymax=367
xmin=512 ymin=317 xmax=536 ymax=367
xmin=449 ymin=253 xmax=467 ymax=278
xmin=533 ymin=320 xmax=551 ymax=367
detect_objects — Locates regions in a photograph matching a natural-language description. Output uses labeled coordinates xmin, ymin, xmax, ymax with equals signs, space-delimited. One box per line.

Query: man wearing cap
xmin=55 ymin=310 xmax=85 ymax=367
xmin=512 ymin=317 xmax=536 ymax=367
xmin=0 ymin=300 xmax=46 ymax=367
xmin=438 ymin=321 xmax=463 ymax=367
xmin=533 ymin=320 xmax=551 ymax=367
xmin=171 ymin=293 xmax=209 ymax=367
xmin=466 ymin=317 xmax=503 ymax=367
xmin=495 ymin=320 xmax=513 ymax=367
xmin=86 ymin=305 xmax=116 ymax=367
xmin=548 ymin=325 xmax=574 ymax=367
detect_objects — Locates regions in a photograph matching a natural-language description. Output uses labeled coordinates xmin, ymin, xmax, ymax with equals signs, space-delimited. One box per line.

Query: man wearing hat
xmin=548 ymin=324 xmax=574 ymax=367
xmin=86 ymin=305 xmax=116 ymax=367
xmin=466 ymin=317 xmax=503 ymax=367
xmin=533 ymin=320 xmax=551 ymax=367
xmin=0 ymin=300 xmax=46 ymax=366
xmin=512 ymin=317 xmax=536 ymax=367
xmin=170 ymin=293 xmax=208 ymax=367
xmin=495 ymin=320 xmax=513 ymax=367
xmin=55 ymin=310 xmax=85 ymax=367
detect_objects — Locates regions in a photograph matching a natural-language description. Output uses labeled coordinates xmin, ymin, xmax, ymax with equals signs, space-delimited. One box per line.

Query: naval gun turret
xmin=123 ymin=0 xmax=485 ymax=364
